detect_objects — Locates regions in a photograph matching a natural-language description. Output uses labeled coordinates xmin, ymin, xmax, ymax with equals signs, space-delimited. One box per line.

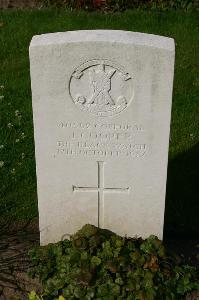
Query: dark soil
xmin=164 ymin=237 xmax=199 ymax=267
xmin=0 ymin=222 xmax=41 ymax=300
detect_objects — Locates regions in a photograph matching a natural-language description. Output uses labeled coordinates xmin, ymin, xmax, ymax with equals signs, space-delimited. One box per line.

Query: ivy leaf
xmin=58 ymin=296 xmax=65 ymax=300
xmin=74 ymin=286 xmax=86 ymax=298
xmin=91 ymin=256 xmax=101 ymax=266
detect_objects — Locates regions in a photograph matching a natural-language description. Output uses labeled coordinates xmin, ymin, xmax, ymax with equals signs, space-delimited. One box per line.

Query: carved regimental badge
xmin=69 ymin=59 xmax=134 ymax=117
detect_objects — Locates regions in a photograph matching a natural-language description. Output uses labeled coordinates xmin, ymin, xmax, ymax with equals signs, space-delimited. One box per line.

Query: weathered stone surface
xmin=29 ymin=30 xmax=175 ymax=245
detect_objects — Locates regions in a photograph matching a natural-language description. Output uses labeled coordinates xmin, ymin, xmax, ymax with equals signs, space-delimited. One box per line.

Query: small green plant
xmin=29 ymin=224 xmax=199 ymax=299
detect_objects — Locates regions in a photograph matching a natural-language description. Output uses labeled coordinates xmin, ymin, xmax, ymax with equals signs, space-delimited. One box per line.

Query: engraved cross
xmin=73 ymin=161 xmax=129 ymax=228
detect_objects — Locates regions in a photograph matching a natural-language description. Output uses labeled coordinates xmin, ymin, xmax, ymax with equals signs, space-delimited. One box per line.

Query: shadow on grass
xmin=164 ymin=142 xmax=199 ymax=238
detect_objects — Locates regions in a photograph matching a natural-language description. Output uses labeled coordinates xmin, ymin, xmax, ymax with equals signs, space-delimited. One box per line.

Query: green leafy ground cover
xmin=0 ymin=9 xmax=199 ymax=235
xmin=28 ymin=224 xmax=199 ymax=299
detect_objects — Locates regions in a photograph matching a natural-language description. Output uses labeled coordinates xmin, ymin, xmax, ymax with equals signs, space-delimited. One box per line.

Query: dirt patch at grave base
xmin=0 ymin=0 xmax=41 ymax=9
xmin=164 ymin=237 xmax=199 ymax=267
xmin=0 ymin=223 xmax=41 ymax=300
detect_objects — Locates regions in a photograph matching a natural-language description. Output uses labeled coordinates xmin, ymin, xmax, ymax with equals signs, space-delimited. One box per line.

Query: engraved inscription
xmin=54 ymin=121 xmax=147 ymax=159
xmin=59 ymin=122 xmax=144 ymax=132
xmin=73 ymin=161 xmax=129 ymax=228
xmin=57 ymin=141 xmax=147 ymax=158
xmin=69 ymin=59 xmax=134 ymax=117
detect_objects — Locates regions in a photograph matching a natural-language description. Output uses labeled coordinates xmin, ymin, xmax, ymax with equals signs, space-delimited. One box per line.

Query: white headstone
xmin=29 ymin=30 xmax=175 ymax=245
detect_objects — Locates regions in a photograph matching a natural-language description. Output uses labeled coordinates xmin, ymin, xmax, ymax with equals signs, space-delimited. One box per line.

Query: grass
xmin=0 ymin=9 xmax=198 ymax=236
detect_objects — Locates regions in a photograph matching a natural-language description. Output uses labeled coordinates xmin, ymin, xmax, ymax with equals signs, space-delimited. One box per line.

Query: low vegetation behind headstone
xmin=39 ymin=0 xmax=198 ymax=11
xmin=1 ymin=0 xmax=198 ymax=10
xmin=28 ymin=224 xmax=199 ymax=300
